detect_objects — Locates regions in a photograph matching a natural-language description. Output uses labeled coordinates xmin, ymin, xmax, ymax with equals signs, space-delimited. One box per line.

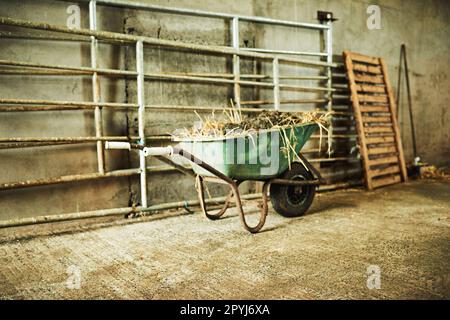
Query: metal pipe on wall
xmin=232 ymin=17 xmax=241 ymax=108
xmin=0 ymin=98 xmax=137 ymax=108
xmin=0 ymin=168 xmax=140 ymax=191
xmin=0 ymin=177 xmax=362 ymax=229
xmin=90 ymin=0 xmax=329 ymax=30
xmin=241 ymin=48 xmax=328 ymax=57
xmin=136 ymin=40 xmax=148 ymax=208
xmin=0 ymin=60 xmax=335 ymax=92
xmin=273 ymin=58 xmax=280 ymax=110
xmin=0 ymin=192 xmax=265 ymax=229
xmin=89 ymin=0 xmax=105 ymax=174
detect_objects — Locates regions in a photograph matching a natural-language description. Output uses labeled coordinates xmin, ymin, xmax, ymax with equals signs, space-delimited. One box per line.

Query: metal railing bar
xmin=0 ymin=17 xmax=337 ymax=68
xmin=61 ymin=0 xmax=329 ymax=30
xmin=241 ymin=48 xmax=328 ymax=57
xmin=0 ymin=59 xmax=136 ymax=76
xmin=0 ymin=59 xmax=334 ymax=92
xmin=0 ymin=99 xmax=137 ymax=108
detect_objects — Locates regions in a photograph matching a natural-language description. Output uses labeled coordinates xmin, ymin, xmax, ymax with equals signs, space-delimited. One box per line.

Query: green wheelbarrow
xmin=106 ymin=122 xmax=324 ymax=233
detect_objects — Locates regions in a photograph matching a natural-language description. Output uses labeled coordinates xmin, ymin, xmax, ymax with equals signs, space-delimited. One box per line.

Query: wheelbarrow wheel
xmin=270 ymin=162 xmax=316 ymax=218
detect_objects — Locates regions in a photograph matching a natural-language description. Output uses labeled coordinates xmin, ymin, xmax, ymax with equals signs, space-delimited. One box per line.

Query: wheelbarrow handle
xmin=105 ymin=141 xmax=233 ymax=183
xmin=143 ymin=146 xmax=174 ymax=157
xmin=105 ymin=141 xmax=174 ymax=157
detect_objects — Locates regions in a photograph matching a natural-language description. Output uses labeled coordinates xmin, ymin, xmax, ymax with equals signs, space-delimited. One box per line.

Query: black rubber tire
xmin=270 ymin=162 xmax=316 ymax=218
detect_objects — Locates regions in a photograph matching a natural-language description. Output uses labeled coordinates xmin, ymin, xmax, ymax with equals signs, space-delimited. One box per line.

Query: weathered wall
xmin=0 ymin=0 xmax=449 ymax=221
xmin=253 ymin=0 xmax=450 ymax=164
xmin=0 ymin=0 xmax=131 ymax=220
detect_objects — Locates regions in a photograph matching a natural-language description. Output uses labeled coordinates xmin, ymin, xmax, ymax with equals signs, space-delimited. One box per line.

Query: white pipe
xmin=273 ymin=58 xmax=280 ymax=110
xmin=105 ymin=141 xmax=131 ymax=150
xmin=143 ymin=146 xmax=173 ymax=157
xmin=136 ymin=40 xmax=148 ymax=208
xmin=232 ymin=17 xmax=241 ymax=109
xmin=89 ymin=0 xmax=105 ymax=174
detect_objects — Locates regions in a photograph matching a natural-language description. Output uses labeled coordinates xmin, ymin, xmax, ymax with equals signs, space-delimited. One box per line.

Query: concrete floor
xmin=0 ymin=180 xmax=449 ymax=300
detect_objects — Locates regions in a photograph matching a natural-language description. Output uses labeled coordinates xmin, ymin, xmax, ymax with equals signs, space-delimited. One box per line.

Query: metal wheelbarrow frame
xmin=106 ymin=125 xmax=324 ymax=233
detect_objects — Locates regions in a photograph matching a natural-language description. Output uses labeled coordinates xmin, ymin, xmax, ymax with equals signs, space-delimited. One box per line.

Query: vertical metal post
xmin=321 ymin=13 xmax=334 ymax=153
xmin=89 ymin=0 xmax=105 ymax=174
xmin=136 ymin=40 xmax=148 ymax=208
xmin=326 ymin=19 xmax=333 ymax=113
xmin=327 ymin=19 xmax=333 ymax=153
xmin=273 ymin=58 xmax=280 ymax=110
xmin=232 ymin=17 xmax=241 ymax=108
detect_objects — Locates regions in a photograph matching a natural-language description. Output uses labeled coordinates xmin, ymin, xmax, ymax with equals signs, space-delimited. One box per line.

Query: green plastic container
xmin=176 ymin=123 xmax=318 ymax=180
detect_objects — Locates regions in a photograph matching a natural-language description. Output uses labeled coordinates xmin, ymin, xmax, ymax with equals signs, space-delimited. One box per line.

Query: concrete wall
xmin=0 ymin=0 xmax=449 ymax=221
xmin=253 ymin=0 xmax=450 ymax=165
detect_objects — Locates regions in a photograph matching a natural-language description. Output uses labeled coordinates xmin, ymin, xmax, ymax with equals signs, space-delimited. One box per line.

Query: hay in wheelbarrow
xmin=176 ymin=107 xmax=331 ymax=139
xmin=171 ymin=105 xmax=333 ymax=182
xmin=173 ymin=104 xmax=332 ymax=166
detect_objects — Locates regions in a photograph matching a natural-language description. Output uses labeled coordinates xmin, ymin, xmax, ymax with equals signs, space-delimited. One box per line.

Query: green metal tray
xmin=176 ymin=123 xmax=318 ymax=180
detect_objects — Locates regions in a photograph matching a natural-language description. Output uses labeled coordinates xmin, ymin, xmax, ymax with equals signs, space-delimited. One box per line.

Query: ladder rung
xmin=353 ymin=64 xmax=383 ymax=74
xmin=354 ymin=74 xmax=384 ymax=84
xmin=360 ymin=105 xmax=390 ymax=113
xmin=370 ymin=165 xmax=400 ymax=178
xmin=347 ymin=52 xmax=380 ymax=65
xmin=355 ymin=84 xmax=386 ymax=93
xmin=366 ymin=136 xmax=396 ymax=144
xmin=368 ymin=156 xmax=399 ymax=166
xmin=372 ymin=174 xmax=402 ymax=189
xmin=358 ymin=94 xmax=388 ymax=103
xmin=362 ymin=116 xmax=391 ymax=123
xmin=368 ymin=146 xmax=397 ymax=155
xmin=364 ymin=126 xmax=393 ymax=134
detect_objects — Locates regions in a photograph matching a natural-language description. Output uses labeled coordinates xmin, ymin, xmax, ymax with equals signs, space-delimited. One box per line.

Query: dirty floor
xmin=0 ymin=180 xmax=449 ymax=299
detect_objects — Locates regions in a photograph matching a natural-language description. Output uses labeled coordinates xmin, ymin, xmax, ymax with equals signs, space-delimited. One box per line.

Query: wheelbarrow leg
xmin=231 ymin=181 xmax=269 ymax=234
xmin=196 ymin=175 xmax=230 ymax=220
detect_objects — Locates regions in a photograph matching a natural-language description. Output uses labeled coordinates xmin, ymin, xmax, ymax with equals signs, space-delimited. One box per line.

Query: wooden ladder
xmin=343 ymin=51 xmax=408 ymax=190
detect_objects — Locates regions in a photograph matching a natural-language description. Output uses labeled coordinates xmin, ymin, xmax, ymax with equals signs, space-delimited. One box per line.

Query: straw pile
xmin=420 ymin=165 xmax=450 ymax=180
xmin=175 ymin=107 xmax=331 ymax=140
xmin=173 ymin=105 xmax=332 ymax=164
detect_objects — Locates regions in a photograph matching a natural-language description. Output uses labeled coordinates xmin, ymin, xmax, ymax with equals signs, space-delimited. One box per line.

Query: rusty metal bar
xmin=240 ymin=99 xmax=326 ymax=106
xmin=0 ymin=67 xmax=328 ymax=81
xmin=0 ymin=168 xmax=139 ymax=191
xmin=0 ymin=136 xmax=136 ymax=143
xmin=0 ymin=176 xmax=360 ymax=229
xmin=0 ymin=31 xmax=91 ymax=43
xmin=0 ymin=69 xmax=90 ymax=76
xmin=89 ymin=0 xmax=329 ymax=30
xmin=0 ymin=58 xmax=336 ymax=92
xmin=0 ymin=98 xmax=137 ymax=108
xmin=0 ymin=105 xmax=129 ymax=111
xmin=0 ymin=17 xmax=336 ymax=68
xmin=0 ymin=192 xmax=264 ymax=229
xmin=0 ymin=100 xmax=349 ymax=115
xmin=309 ymin=157 xmax=358 ymax=163
xmin=0 ymin=59 xmax=136 ymax=76
xmin=270 ymin=179 xmax=321 ymax=186
xmin=0 ymin=59 xmax=334 ymax=92
xmin=241 ymin=48 xmax=328 ymax=57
